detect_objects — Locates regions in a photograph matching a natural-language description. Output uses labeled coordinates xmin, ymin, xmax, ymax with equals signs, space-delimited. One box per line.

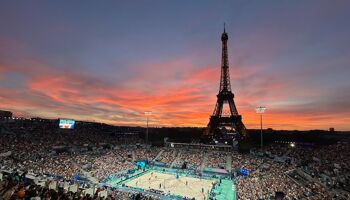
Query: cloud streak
xmin=1 ymin=53 xmax=349 ymax=130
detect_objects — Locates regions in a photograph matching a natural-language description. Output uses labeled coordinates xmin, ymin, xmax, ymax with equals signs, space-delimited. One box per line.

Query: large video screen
xmin=59 ymin=119 xmax=75 ymax=129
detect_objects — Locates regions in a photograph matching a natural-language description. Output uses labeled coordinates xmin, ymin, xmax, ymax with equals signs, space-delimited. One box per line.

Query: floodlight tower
xmin=144 ymin=111 xmax=152 ymax=144
xmin=255 ymin=106 xmax=266 ymax=149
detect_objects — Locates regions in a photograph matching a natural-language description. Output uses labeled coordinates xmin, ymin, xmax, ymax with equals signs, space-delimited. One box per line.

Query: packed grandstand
xmin=0 ymin=119 xmax=349 ymax=200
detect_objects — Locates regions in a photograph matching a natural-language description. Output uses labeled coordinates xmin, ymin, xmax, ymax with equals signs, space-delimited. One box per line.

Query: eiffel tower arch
xmin=203 ymin=26 xmax=246 ymax=140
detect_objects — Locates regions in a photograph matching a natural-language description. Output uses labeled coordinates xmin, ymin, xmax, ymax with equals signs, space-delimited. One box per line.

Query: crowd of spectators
xmin=0 ymin=173 xmax=159 ymax=200
xmin=173 ymin=149 xmax=205 ymax=170
xmin=206 ymin=151 xmax=228 ymax=169
xmin=134 ymin=148 xmax=160 ymax=161
xmin=235 ymin=141 xmax=350 ymax=200
xmin=1 ymin=120 xmax=350 ymax=199
xmin=231 ymin=152 xmax=264 ymax=172
xmin=91 ymin=151 xmax=134 ymax=180
xmin=156 ymin=149 xmax=178 ymax=165
xmin=235 ymin=158 xmax=314 ymax=199
xmin=0 ymin=122 xmax=144 ymax=180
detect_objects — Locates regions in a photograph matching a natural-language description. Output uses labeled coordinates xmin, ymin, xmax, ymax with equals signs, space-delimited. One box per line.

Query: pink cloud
xmin=1 ymin=50 xmax=349 ymax=130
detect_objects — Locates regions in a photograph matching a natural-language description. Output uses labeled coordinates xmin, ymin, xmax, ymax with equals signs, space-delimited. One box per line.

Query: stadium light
xmin=256 ymin=106 xmax=266 ymax=149
xmin=144 ymin=111 xmax=152 ymax=144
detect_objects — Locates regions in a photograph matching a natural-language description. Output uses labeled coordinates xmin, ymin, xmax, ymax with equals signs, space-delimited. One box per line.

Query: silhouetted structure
xmin=204 ymin=26 xmax=246 ymax=139
xmin=0 ymin=110 xmax=12 ymax=120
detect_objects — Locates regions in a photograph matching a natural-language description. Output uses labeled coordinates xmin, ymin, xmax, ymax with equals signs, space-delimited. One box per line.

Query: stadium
xmin=1 ymin=1 xmax=350 ymax=200
xmin=1 ymin=118 xmax=238 ymax=200
xmin=1 ymin=119 xmax=350 ymax=199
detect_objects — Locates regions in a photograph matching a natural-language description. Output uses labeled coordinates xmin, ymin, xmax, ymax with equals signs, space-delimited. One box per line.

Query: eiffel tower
xmin=204 ymin=26 xmax=246 ymax=139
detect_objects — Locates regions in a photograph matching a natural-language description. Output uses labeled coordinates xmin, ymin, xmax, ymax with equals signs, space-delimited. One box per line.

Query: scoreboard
xmin=59 ymin=119 xmax=75 ymax=129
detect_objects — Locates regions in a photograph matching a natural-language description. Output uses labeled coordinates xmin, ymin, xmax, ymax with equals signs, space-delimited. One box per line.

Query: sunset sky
xmin=1 ymin=1 xmax=350 ymax=130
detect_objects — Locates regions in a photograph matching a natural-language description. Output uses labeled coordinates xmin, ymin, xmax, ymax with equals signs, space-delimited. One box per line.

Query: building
xmin=0 ymin=110 xmax=13 ymax=120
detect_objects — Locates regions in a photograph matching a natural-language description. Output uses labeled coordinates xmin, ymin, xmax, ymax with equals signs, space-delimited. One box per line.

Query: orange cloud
xmin=1 ymin=54 xmax=349 ymax=130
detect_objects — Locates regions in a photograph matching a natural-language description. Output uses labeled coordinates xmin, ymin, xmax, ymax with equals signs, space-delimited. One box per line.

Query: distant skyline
xmin=1 ymin=1 xmax=350 ymax=130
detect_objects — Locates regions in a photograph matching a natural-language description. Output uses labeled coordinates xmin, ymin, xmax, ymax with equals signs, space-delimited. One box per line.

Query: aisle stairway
xmin=200 ymin=152 xmax=208 ymax=171
xmin=153 ymin=149 xmax=164 ymax=161
xmin=170 ymin=151 xmax=181 ymax=167
xmin=226 ymin=154 xmax=232 ymax=172
xmin=132 ymin=150 xmax=135 ymax=162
